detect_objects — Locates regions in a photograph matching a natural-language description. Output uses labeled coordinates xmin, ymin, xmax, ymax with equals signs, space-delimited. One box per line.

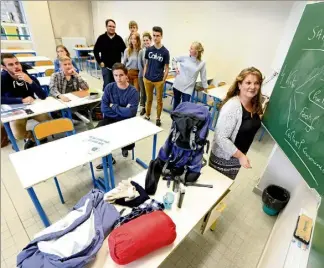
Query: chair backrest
xmin=7 ymin=46 xmax=23 ymax=49
xmin=35 ymin=60 xmax=53 ymax=66
xmin=16 ymin=53 xmax=35 ymax=57
xmin=33 ymin=118 xmax=74 ymax=143
xmin=45 ymin=69 xmax=54 ymax=76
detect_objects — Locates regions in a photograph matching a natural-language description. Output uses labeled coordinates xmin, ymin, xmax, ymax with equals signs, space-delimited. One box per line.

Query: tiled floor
xmin=1 ymin=71 xmax=276 ymax=268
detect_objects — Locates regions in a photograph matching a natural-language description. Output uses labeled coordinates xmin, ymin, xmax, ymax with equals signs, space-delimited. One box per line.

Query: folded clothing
xmin=115 ymin=181 xmax=149 ymax=207
xmin=108 ymin=211 xmax=176 ymax=265
xmin=113 ymin=199 xmax=164 ymax=229
xmin=104 ymin=179 xmax=140 ymax=203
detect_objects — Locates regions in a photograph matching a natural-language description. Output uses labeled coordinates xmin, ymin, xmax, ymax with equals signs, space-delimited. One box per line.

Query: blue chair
xmin=32 ymin=118 xmax=75 ymax=204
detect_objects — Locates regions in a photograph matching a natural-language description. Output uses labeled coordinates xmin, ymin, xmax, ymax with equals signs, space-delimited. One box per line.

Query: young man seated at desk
xmin=1 ymin=53 xmax=49 ymax=149
xmin=96 ymin=62 xmax=139 ymax=170
xmin=49 ymin=56 xmax=91 ymax=125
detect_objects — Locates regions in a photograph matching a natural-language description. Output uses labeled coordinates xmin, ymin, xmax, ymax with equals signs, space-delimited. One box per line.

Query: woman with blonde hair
xmin=209 ymin=67 xmax=264 ymax=179
xmin=122 ymin=33 xmax=141 ymax=91
xmin=54 ymin=45 xmax=79 ymax=73
xmin=138 ymin=31 xmax=152 ymax=115
xmin=171 ymin=41 xmax=208 ymax=110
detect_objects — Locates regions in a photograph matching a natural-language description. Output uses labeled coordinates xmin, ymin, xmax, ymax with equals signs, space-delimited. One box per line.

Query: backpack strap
xmin=189 ymin=126 xmax=197 ymax=150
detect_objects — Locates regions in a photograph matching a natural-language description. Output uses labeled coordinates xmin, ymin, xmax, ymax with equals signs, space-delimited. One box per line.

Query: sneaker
xmin=122 ymin=149 xmax=128 ymax=158
xmin=24 ymin=139 xmax=36 ymax=150
xmin=144 ymin=115 xmax=150 ymax=121
xmin=140 ymin=107 xmax=146 ymax=116
xmin=156 ymin=119 xmax=161 ymax=127
xmin=39 ymin=137 xmax=48 ymax=144
xmin=96 ymin=157 xmax=116 ymax=170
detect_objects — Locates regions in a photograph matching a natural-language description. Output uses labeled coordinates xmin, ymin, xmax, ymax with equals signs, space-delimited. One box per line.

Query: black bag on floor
xmin=91 ymin=102 xmax=103 ymax=121
xmin=145 ymin=158 xmax=163 ymax=195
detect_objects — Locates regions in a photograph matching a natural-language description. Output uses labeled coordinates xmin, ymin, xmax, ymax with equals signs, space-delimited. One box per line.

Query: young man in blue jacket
xmin=1 ymin=53 xmax=50 ymax=149
xmin=96 ymin=62 xmax=139 ymax=170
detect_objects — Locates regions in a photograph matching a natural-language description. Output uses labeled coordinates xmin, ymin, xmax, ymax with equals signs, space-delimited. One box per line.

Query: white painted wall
xmin=47 ymin=1 xmax=94 ymax=46
xmin=91 ymin=1 xmax=294 ymax=83
xmin=21 ymin=1 xmax=56 ymax=60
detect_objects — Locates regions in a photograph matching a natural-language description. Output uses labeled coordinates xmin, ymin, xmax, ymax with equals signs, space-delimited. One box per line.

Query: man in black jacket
xmin=1 ymin=53 xmax=50 ymax=149
xmin=94 ymin=19 xmax=126 ymax=90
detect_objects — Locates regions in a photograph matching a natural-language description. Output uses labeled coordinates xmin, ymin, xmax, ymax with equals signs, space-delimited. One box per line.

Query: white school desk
xmin=1 ymin=49 xmax=36 ymax=56
xmin=163 ymin=75 xmax=214 ymax=113
xmin=73 ymin=47 xmax=93 ymax=71
xmin=10 ymin=117 xmax=163 ymax=227
xmin=17 ymin=56 xmax=51 ymax=65
xmin=60 ymin=92 xmax=102 ymax=109
xmin=27 ymin=65 xmax=55 ymax=77
xmin=90 ymin=167 xmax=233 ymax=268
xmin=201 ymin=84 xmax=230 ymax=131
xmin=1 ymin=97 xmax=67 ymax=151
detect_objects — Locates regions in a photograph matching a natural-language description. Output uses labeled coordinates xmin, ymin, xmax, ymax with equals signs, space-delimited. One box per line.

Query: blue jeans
xmin=173 ymin=87 xmax=191 ymax=110
xmin=101 ymin=67 xmax=114 ymax=90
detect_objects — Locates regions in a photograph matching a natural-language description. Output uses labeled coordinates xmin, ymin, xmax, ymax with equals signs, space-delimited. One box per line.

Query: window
xmin=1 ymin=1 xmax=30 ymax=41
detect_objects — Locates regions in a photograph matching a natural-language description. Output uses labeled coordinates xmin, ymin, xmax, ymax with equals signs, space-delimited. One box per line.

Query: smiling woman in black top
xmin=209 ymin=67 xmax=263 ymax=179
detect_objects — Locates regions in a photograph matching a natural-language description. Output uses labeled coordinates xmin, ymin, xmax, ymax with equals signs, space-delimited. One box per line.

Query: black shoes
xmin=24 ymin=139 xmax=36 ymax=150
xmin=122 ymin=149 xmax=128 ymax=158
xmin=96 ymin=157 xmax=116 ymax=170
xmin=140 ymin=107 xmax=146 ymax=116
xmin=156 ymin=119 xmax=161 ymax=127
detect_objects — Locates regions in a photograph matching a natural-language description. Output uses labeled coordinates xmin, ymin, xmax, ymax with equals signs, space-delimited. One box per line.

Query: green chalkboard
xmin=263 ymin=2 xmax=324 ymax=195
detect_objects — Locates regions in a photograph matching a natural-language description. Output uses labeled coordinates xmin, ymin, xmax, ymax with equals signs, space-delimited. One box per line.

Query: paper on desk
xmin=82 ymin=135 xmax=110 ymax=155
xmin=1 ymin=103 xmax=27 ymax=113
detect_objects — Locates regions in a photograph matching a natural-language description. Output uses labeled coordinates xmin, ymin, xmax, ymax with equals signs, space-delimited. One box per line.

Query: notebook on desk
xmin=71 ymin=90 xmax=90 ymax=98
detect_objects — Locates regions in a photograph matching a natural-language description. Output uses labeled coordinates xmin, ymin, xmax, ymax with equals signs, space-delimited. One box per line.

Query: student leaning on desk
xmin=95 ymin=62 xmax=139 ymax=170
xmin=1 ymin=53 xmax=50 ymax=150
xmin=209 ymin=67 xmax=263 ymax=180
xmin=49 ymin=55 xmax=88 ymax=101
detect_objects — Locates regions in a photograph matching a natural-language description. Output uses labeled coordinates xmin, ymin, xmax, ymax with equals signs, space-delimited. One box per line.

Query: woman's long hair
xmin=191 ymin=42 xmax=204 ymax=61
xmin=56 ymin=45 xmax=71 ymax=58
xmin=127 ymin=33 xmax=141 ymax=56
xmin=219 ymin=67 xmax=264 ymax=115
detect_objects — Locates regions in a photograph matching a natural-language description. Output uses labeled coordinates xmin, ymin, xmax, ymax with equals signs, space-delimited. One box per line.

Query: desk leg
xmin=135 ymin=134 xmax=157 ymax=169
xmin=77 ymin=51 xmax=82 ymax=71
xmin=89 ymin=162 xmax=97 ymax=188
xmin=107 ymin=154 xmax=115 ymax=189
xmin=65 ymin=109 xmax=76 ymax=134
xmin=152 ymin=134 xmax=157 ymax=160
xmin=27 ymin=187 xmax=50 ymax=227
xmin=3 ymin=122 xmax=19 ymax=152
xmin=259 ymin=128 xmax=266 ymax=142
xmin=102 ymin=156 xmax=110 ymax=192
xmin=209 ymin=97 xmax=217 ymax=131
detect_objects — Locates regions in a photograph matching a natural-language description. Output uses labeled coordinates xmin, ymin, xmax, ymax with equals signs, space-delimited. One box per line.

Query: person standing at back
xmin=94 ymin=19 xmax=126 ymax=90
xmin=143 ymin=26 xmax=170 ymax=126
xmin=138 ymin=32 xmax=152 ymax=116
xmin=124 ymin=21 xmax=139 ymax=46
xmin=172 ymin=42 xmax=208 ymax=110
xmin=122 ymin=33 xmax=141 ymax=91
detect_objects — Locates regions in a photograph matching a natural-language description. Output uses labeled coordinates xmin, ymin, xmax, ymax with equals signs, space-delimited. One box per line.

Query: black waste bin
xmin=262 ymin=184 xmax=290 ymax=216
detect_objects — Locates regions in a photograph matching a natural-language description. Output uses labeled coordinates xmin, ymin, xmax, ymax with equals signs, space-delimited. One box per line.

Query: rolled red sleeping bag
xmin=108 ymin=211 xmax=176 ymax=265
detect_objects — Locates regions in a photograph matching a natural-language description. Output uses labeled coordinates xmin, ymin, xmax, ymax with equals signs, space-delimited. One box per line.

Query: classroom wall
xmin=47 ymin=1 xmax=94 ymax=46
xmin=21 ymin=1 xmax=56 ymax=59
xmin=91 ymin=1 xmax=294 ymax=83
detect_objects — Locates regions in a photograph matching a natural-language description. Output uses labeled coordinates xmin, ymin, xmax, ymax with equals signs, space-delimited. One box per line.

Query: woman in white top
xmin=209 ymin=67 xmax=263 ymax=179
xmin=122 ymin=33 xmax=141 ymax=91
xmin=172 ymin=42 xmax=208 ymax=110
